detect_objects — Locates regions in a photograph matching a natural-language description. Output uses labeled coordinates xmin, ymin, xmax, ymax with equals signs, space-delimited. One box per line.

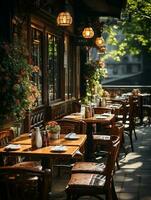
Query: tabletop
xmin=0 ymin=144 xmax=80 ymax=158
xmin=83 ymin=114 xmax=115 ymax=124
xmin=12 ymin=133 xmax=87 ymax=147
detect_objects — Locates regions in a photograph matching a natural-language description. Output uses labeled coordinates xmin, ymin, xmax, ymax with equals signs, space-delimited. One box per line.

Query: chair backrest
xmin=24 ymin=108 xmax=46 ymax=133
xmin=103 ymin=135 xmax=120 ymax=187
xmin=0 ymin=129 xmax=14 ymax=147
xmin=94 ymin=135 xmax=120 ymax=165
xmin=0 ymin=129 xmax=15 ymax=166
xmin=0 ymin=167 xmax=51 ymax=200
xmin=110 ymin=122 xmax=124 ymax=143
xmin=57 ymin=118 xmax=87 ymax=134
xmin=127 ymin=95 xmax=137 ymax=129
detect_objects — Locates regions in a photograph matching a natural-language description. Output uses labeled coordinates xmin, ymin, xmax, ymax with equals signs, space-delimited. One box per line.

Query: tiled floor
xmin=49 ymin=125 xmax=151 ymax=200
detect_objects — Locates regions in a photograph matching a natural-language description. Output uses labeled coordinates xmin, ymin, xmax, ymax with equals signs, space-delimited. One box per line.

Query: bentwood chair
xmin=57 ymin=118 xmax=87 ymax=135
xmin=52 ymin=118 xmax=87 ymax=176
xmin=66 ymin=135 xmax=120 ymax=200
xmin=0 ymin=129 xmax=16 ymax=166
xmin=0 ymin=129 xmax=42 ymax=170
xmin=0 ymin=166 xmax=51 ymax=200
xmin=93 ymin=107 xmax=113 ymax=134
xmin=123 ymin=95 xmax=138 ymax=152
xmin=71 ymin=135 xmax=120 ymax=174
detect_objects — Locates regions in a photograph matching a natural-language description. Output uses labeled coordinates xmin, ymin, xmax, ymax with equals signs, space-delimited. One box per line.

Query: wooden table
xmin=64 ymin=113 xmax=115 ymax=160
xmin=83 ymin=114 xmax=115 ymax=124
xmin=0 ymin=134 xmax=87 ymax=168
xmin=12 ymin=133 xmax=86 ymax=148
xmin=0 ymin=144 xmax=80 ymax=159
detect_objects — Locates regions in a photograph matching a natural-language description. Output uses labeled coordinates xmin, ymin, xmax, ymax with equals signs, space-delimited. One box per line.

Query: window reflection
xmin=31 ymin=27 xmax=43 ymax=106
xmin=47 ymin=33 xmax=61 ymax=101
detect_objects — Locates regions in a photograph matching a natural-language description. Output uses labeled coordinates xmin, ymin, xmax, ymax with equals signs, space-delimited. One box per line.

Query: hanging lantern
xmin=95 ymin=36 xmax=105 ymax=47
xmin=57 ymin=11 xmax=72 ymax=26
xmin=82 ymin=27 xmax=94 ymax=39
xmin=99 ymin=45 xmax=106 ymax=53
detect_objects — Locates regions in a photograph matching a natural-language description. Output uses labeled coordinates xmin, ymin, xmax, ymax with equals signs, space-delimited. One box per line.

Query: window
xmin=64 ymin=35 xmax=76 ymax=99
xmin=31 ymin=27 xmax=43 ymax=106
xmin=47 ymin=33 xmax=61 ymax=102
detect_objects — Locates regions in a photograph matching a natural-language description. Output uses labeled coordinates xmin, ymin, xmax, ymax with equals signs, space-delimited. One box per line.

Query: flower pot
xmin=50 ymin=131 xmax=60 ymax=140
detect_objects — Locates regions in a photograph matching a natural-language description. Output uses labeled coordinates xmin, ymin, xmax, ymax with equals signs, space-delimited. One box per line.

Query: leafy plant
xmin=46 ymin=121 xmax=61 ymax=133
xmin=81 ymin=60 xmax=108 ymax=104
xmin=0 ymin=42 xmax=39 ymax=124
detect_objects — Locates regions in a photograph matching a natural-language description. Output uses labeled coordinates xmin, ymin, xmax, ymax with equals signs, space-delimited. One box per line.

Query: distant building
xmin=103 ymin=54 xmax=143 ymax=85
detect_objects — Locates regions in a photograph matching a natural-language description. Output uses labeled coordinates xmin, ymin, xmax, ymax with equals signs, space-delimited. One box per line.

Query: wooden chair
xmin=0 ymin=129 xmax=42 ymax=170
xmin=24 ymin=107 xmax=46 ymax=133
xmin=57 ymin=118 xmax=87 ymax=135
xmin=0 ymin=166 xmax=51 ymax=200
xmin=66 ymin=135 xmax=120 ymax=200
xmin=71 ymin=135 xmax=120 ymax=174
xmin=51 ymin=118 xmax=87 ymax=176
xmin=123 ymin=95 xmax=137 ymax=152
xmin=93 ymin=122 xmax=124 ymax=168
xmin=141 ymin=94 xmax=151 ymax=125
xmin=0 ymin=129 xmax=16 ymax=166
xmin=13 ymin=108 xmax=46 ymax=169
xmin=93 ymin=107 xmax=112 ymax=134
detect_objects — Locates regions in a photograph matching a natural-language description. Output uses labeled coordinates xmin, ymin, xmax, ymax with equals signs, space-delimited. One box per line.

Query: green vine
xmin=0 ymin=42 xmax=39 ymax=124
xmin=81 ymin=61 xmax=108 ymax=104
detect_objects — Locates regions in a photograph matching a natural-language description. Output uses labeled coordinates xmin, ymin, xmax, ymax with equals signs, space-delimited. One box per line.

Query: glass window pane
xmin=31 ymin=27 xmax=43 ymax=106
xmin=47 ymin=33 xmax=61 ymax=101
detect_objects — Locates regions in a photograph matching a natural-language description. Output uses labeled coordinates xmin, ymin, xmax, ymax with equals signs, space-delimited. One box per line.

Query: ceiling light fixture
xmin=82 ymin=27 xmax=94 ymax=39
xmin=56 ymin=0 xmax=72 ymax=26
xmin=95 ymin=36 xmax=105 ymax=47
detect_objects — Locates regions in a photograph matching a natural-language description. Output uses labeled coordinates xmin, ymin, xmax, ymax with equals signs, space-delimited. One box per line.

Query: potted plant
xmin=46 ymin=121 xmax=61 ymax=140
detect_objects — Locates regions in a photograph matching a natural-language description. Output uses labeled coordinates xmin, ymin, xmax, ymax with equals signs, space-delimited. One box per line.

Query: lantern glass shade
xmin=95 ymin=37 xmax=105 ymax=47
xmin=99 ymin=45 xmax=106 ymax=53
xmin=57 ymin=12 xmax=72 ymax=26
xmin=82 ymin=27 xmax=94 ymax=39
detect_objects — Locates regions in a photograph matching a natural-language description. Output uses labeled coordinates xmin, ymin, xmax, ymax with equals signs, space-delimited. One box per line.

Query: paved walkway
xmin=115 ymin=125 xmax=151 ymax=200
xmin=50 ymin=125 xmax=151 ymax=200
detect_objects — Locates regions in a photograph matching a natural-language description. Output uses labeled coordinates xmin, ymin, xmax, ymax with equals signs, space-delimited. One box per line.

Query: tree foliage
xmin=103 ymin=0 xmax=151 ymax=61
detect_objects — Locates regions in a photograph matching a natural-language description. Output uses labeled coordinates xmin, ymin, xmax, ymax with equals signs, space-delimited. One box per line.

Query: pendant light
xmin=82 ymin=27 xmax=94 ymax=39
xmin=99 ymin=45 xmax=106 ymax=53
xmin=95 ymin=36 xmax=105 ymax=47
xmin=56 ymin=0 xmax=72 ymax=26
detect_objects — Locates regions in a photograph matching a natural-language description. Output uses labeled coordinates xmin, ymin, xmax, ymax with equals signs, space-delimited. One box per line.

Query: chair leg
xmin=116 ymin=158 xmax=120 ymax=170
xmin=106 ymin=189 xmax=113 ymax=200
xmin=134 ymin=129 xmax=137 ymax=140
xmin=129 ymin=132 xmax=134 ymax=152
xmin=112 ymin=179 xmax=118 ymax=200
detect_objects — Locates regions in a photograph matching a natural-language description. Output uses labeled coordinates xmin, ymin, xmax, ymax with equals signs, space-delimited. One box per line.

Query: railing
xmin=103 ymin=85 xmax=151 ymax=95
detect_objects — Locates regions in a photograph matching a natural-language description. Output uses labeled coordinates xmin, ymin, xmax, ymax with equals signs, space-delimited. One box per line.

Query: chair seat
xmin=13 ymin=161 xmax=42 ymax=171
xmin=67 ymin=173 xmax=106 ymax=188
xmin=72 ymin=162 xmax=105 ymax=173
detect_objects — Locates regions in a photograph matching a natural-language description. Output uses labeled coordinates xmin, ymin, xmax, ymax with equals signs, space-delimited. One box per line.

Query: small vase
xmin=35 ymin=127 xmax=42 ymax=148
xmin=51 ymin=131 xmax=60 ymax=140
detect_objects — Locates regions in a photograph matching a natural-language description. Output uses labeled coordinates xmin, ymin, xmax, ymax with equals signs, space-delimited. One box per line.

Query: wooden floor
xmin=49 ymin=123 xmax=151 ymax=200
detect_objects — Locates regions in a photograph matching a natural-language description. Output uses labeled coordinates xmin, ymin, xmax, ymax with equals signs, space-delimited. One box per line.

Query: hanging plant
xmin=81 ymin=60 xmax=108 ymax=104
xmin=0 ymin=42 xmax=39 ymax=125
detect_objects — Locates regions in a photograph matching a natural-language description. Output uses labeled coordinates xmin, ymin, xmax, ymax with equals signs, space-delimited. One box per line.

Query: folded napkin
xmin=99 ymin=135 xmax=111 ymax=140
xmin=101 ymin=113 xmax=111 ymax=116
xmin=94 ymin=114 xmax=107 ymax=119
xmin=51 ymin=145 xmax=67 ymax=152
xmin=65 ymin=133 xmax=79 ymax=139
xmin=5 ymin=144 xmax=21 ymax=150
